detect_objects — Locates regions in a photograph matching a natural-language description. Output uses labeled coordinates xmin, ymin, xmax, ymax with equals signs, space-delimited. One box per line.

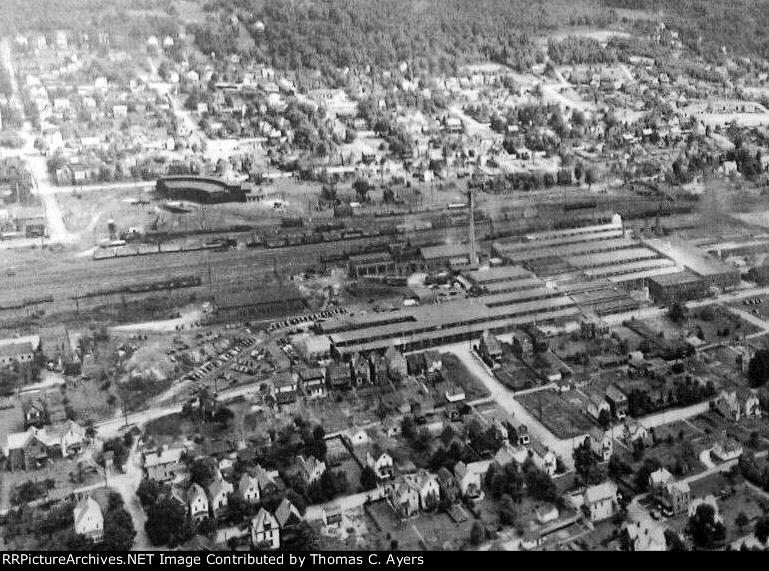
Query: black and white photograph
xmin=1 ymin=0 xmax=769 ymax=557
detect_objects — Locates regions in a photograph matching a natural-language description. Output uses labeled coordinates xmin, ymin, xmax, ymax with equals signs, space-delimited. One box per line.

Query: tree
xmin=747 ymin=350 xmax=769 ymax=388
xmin=735 ymin=512 xmax=750 ymax=533
xmin=755 ymin=515 xmax=769 ymax=544
xmin=352 ymin=179 xmax=371 ymax=203
xmin=360 ymin=466 xmax=378 ymax=491
xmin=470 ymin=521 xmax=486 ymax=546
xmin=145 ymin=498 xmax=194 ymax=547
xmin=99 ymin=507 xmax=135 ymax=551
xmin=667 ymin=302 xmax=689 ymax=324
xmin=573 ymin=438 xmax=605 ymax=485
xmin=137 ymin=479 xmax=168 ymax=508
xmin=213 ymin=406 xmax=234 ymax=427
xmin=688 ymin=504 xmax=726 ymax=549
xmin=498 ymin=494 xmax=518 ymax=526
xmin=597 ymin=408 xmax=612 ymax=430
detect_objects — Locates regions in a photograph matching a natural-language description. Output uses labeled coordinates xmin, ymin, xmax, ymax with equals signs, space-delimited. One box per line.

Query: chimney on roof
xmin=468 ymin=190 xmax=478 ymax=266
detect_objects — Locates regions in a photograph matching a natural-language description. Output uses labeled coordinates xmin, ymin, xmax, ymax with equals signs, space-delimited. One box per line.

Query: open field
xmin=517 ymin=389 xmax=595 ymax=439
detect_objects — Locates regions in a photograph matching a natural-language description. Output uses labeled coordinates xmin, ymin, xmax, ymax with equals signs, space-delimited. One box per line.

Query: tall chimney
xmin=468 ymin=190 xmax=478 ymax=266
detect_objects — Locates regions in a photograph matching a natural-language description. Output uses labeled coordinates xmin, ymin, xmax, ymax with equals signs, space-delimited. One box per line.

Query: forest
xmin=223 ymin=0 xmax=613 ymax=75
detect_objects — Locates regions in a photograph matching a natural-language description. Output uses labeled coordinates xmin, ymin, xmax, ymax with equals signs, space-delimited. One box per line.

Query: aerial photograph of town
xmin=5 ymin=0 xmax=769 ymax=557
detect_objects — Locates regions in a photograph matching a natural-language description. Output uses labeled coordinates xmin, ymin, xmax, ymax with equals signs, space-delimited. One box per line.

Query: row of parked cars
xmin=182 ymin=336 xmax=256 ymax=382
xmin=267 ymin=306 xmax=347 ymax=333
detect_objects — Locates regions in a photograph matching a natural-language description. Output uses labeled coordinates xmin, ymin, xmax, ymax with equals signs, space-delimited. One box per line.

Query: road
xmin=107 ymin=442 xmax=153 ymax=550
xmin=446 ymin=341 xmax=584 ymax=468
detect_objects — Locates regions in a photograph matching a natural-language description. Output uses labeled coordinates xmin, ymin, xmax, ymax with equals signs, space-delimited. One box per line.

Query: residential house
xmin=73 ymin=495 xmax=103 ymax=543
xmin=479 ymin=332 xmax=503 ymax=364
xmin=715 ymin=388 xmax=760 ymax=422
xmin=143 ymin=446 xmax=186 ymax=482
xmin=387 ymin=477 xmax=420 ymax=518
xmin=454 ymin=461 xmax=482 ymax=499
xmin=296 ymin=454 xmax=326 ymax=486
xmin=187 ymin=483 xmax=209 ymax=521
xmin=384 ymin=346 xmax=408 ymax=381
xmin=350 ymin=354 xmax=371 ymax=386
xmin=297 ymin=367 xmax=326 ymax=398
xmin=238 ymin=473 xmax=261 ymax=504
xmin=272 ymin=371 xmax=298 ymax=404
xmin=207 ymin=478 xmax=233 ymax=517
xmin=369 ymin=353 xmax=390 ymax=385
xmin=605 ymin=385 xmax=629 ymax=420
xmin=21 ymin=397 xmax=49 ymax=429
xmin=623 ymin=418 xmax=650 ymax=445
xmin=589 ymin=426 xmax=613 ymax=462
xmin=711 ymin=437 xmax=743 ymax=462
xmin=382 ymin=417 xmax=401 ymax=438
xmin=436 ymin=467 xmax=460 ymax=504
xmin=254 ymin=465 xmax=279 ymax=496
xmin=493 ymin=442 xmax=529 ymax=468
xmin=529 ymin=440 xmax=557 ymax=476
xmin=649 ymin=467 xmax=674 ymax=491
xmin=407 ymin=469 xmax=440 ymax=511
xmin=0 ymin=342 xmax=35 ymax=367
xmin=275 ymin=498 xmax=302 ymax=529
xmin=326 ymin=363 xmax=352 ymax=390
xmin=366 ymin=446 xmax=394 ymax=480
xmin=347 ymin=429 xmax=370 ymax=447
xmin=536 ymin=504 xmax=560 ymax=525
xmin=583 ymin=481 xmax=619 ymax=522
xmin=660 ymin=481 xmax=691 ymax=515
xmin=251 ymin=508 xmax=280 ymax=549
xmin=3 ymin=421 xmax=86 ymax=471
xmin=586 ymin=394 xmax=611 ymax=422
xmin=621 ymin=520 xmax=666 ymax=551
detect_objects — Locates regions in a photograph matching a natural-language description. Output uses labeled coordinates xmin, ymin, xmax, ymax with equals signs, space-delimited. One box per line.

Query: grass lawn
xmin=441 ymin=353 xmax=491 ymax=400
xmin=517 ymin=389 xmax=595 ymax=439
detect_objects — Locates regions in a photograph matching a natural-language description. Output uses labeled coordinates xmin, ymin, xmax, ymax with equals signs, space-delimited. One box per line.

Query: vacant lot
xmin=517 ymin=389 xmax=594 ymax=439
xmin=440 ymin=353 xmax=491 ymax=401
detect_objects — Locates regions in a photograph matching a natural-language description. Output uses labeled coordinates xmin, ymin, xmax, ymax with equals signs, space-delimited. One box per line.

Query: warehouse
xmin=322 ymin=294 xmax=579 ymax=355
xmin=495 ymin=236 xmax=637 ymax=265
xmin=645 ymin=239 xmax=740 ymax=290
xmin=646 ymin=271 xmax=709 ymax=303
xmin=156 ymin=176 xmax=252 ymax=204
xmin=464 ymin=265 xmax=533 ymax=287
xmin=213 ymin=285 xmax=305 ymax=320
xmin=568 ymin=248 xmax=659 ymax=270
xmin=420 ymin=243 xmax=474 ymax=270
xmin=583 ymin=258 xmax=676 ymax=279
xmin=347 ymin=252 xmax=396 ymax=278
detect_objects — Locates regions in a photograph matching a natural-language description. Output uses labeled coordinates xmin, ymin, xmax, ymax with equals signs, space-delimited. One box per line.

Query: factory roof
xmin=644 ymin=238 xmax=739 ymax=278
xmin=607 ymin=266 xmax=683 ymax=284
xmin=464 ymin=265 xmax=533 ymax=285
xmin=584 ymin=257 xmax=676 ymax=278
xmin=646 ymin=270 xmax=704 ymax=287
xmin=498 ymin=237 xmax=637 ymax=263
xmin=568 ymin=247 xmax=659 ymax=269
xmin=420 ymin=243 xmax=470 ymax=261
xmin=494 ymin=228 xmax=624 ymax=253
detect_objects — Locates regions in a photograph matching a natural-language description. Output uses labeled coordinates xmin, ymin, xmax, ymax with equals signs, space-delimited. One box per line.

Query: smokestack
xmin=468 ymin=190 xmax=478 ymax=266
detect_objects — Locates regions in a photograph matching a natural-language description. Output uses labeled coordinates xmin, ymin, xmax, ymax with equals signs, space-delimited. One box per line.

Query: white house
xmin=73 ymin=495 xmax=103 ymax=542
xmin=187 ymin=483 xmax=209 ymax=521
xmin=589 ymin=427 xmax=612 ymax=462
xmin=296 ymin=454 xmax=326 ymax=486
xmin=251 ymin=508 xmax=280 ymax=549
xmin=530 ymin=440 xmax=557 ymax=476
xmin=238 ymin=473 xmax=261 ymax=504
xmin=583 ymin=481 xmax=619 ymax=522
xmin=207 ymin=479 xmax=234 ymax=516
xmin=366 ymin=448 xmax=394 ymax=480
xmin=453 ymin=461 xmax=482 ymax=499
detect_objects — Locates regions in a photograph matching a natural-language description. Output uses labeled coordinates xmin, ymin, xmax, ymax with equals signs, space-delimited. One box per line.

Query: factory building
xmin=646 ymin=272 xmax=709 ymax=304
xmin=156 ymin=176 xmax=257 ymax=204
